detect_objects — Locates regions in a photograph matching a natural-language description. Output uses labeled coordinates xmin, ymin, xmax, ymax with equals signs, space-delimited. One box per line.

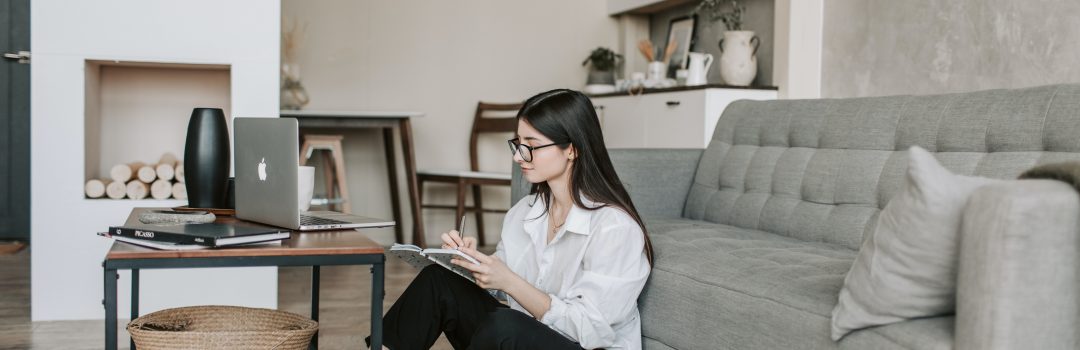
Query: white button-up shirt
xmin=495 ymin=194 xmax=651 ymax=349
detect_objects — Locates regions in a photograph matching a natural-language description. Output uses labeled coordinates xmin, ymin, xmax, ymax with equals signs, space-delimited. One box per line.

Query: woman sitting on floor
xmin=372 ymin=89 xmax=654 ymax=350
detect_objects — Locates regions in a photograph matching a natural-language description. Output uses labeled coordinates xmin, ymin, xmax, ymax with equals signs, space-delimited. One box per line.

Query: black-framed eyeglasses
xmin=507 ymin=138 xmax=570 ymax=162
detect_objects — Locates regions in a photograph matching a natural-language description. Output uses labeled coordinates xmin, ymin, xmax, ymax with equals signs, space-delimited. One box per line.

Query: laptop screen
xmin=233 ymin=117 xmax=301 ymax=229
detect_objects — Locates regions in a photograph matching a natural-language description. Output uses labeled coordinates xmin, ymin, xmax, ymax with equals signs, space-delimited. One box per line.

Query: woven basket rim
xmin=127 ymin=305 xmax=319 ymax=333
xmin=128 ymin=305 xmax=318 ymax=350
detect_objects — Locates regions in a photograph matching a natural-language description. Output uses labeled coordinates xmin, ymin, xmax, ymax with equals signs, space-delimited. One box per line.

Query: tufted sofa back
xmin=683 ymin=84 xmax=1080 ymax=250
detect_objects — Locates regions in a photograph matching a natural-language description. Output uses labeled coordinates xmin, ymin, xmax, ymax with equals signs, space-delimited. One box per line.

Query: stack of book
xmin=101 ymin=221 xmax=290 ymax=250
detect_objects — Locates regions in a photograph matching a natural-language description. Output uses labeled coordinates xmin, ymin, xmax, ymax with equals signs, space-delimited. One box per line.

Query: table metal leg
xmin=311 ymin=265 xmax=320 ymax=350
xmin=370 ymin=262 xmax=384 ymax=350
xmin=104 ymin=267 xmax=118 ymax=350
xmin=131 ymin=269 xmax=139 ymax=350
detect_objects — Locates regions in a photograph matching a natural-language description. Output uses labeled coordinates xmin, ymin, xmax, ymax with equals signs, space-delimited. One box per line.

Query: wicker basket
xmin=127 ymin=305 xmax=318 ymax=350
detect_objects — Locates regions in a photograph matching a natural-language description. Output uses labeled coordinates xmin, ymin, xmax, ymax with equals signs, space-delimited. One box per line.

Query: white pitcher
xmin=686 ymin=52 xmax=713 ymax=86
xmin=718 ymin=30 xmax=759 ymax=86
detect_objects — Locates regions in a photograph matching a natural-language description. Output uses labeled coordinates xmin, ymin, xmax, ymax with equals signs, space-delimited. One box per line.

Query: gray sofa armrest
xmin=956 ymin=180 xmax=1080 ymax=350
xmin=511 ymin=149 xmax=702 ymax=219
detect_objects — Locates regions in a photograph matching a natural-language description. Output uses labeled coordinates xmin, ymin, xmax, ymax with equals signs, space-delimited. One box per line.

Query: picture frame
xmin=665 ymin=15 xmax=697 ymax=75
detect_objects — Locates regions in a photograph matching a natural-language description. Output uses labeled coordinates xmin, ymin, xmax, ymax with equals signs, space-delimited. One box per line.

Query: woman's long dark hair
xmin=517 ymin=89 xmax=654 ymax=266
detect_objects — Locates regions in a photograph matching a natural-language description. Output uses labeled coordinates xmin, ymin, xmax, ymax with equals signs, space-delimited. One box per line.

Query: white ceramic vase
xmin=718 ymin=30 xmax=760 ymax=86
xmin=280 ymin=63 xmax=310 ymax=110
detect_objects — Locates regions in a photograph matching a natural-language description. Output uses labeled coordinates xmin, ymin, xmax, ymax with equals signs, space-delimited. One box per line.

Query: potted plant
xmin=582 ymin=47 xmax=622 ymax=93
xmin=694 ymin=0 xmax=759 ymax=86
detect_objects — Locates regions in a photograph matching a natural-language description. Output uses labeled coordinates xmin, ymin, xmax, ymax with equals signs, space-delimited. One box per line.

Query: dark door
xmin=0 ymin=0 xmax=30 ymax=240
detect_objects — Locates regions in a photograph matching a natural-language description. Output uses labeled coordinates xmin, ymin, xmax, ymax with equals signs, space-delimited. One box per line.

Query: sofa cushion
xmin=645 ymin=218 xmax=853 ymax=319
xmin=640 ymin=218 xmax=953 ymax=349
xmin=839 ymin=316 xmax=953 ymax=350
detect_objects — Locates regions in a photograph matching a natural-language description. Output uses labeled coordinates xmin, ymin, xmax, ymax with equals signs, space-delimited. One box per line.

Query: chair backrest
xmin=470 ymin=102 xmax=523 ymax=172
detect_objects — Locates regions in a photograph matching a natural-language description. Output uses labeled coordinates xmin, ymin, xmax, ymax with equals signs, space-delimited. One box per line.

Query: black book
xmin=108 ymin=222 xmax=291 ymax=247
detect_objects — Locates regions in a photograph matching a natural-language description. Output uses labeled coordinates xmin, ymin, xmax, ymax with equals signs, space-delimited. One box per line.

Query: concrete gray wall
xmin=823 ymin=0 xmax=1080 ymax=98
xmin=650 ymin=0 xmax=774 ymax=86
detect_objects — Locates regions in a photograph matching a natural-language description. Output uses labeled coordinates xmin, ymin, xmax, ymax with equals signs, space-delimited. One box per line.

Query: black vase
xmin=183 ymin=108 xmax=231 ymax=208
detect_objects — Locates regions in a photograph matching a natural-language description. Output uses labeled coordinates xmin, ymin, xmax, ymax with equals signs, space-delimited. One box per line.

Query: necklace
xmin=549 ymin=203 xmax=569 ymax=234
xmin=552 ymin=220 xmax=566 ymax=231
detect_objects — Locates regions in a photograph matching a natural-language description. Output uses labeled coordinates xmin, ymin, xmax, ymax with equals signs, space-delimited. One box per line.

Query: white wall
xmin=281 ymin=0 xmax=619 ymax=245
xmin=773 ymin=0 xmax=823 ymax=99
xmin=31 ymin=0 xmax=279 ymax=321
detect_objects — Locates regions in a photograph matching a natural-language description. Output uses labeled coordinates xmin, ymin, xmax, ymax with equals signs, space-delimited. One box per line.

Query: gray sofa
xmin=511 ymin=84 xmax=1080 ymax=349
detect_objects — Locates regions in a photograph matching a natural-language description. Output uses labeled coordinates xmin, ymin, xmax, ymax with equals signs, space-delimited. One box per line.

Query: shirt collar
xmin=522 ymin=194 xmax=598 ymax=238
xmin=564 ymin=196 xmax=596 ymax=235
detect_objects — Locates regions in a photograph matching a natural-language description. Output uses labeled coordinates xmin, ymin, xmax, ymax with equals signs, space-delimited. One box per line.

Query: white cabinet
xmin=591 ymin=86 xmax=777 ymax=149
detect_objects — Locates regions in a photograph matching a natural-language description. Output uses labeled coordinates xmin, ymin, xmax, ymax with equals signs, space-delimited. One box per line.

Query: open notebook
xmin=388 ymin=244 xmax=480 ymax=283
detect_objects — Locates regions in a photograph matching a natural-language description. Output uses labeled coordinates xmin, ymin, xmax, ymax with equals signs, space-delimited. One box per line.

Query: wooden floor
xmin=0 ymin=245 xmax=460 ymax=349
xmin=0 ymin=241 xmax=25 ymax=255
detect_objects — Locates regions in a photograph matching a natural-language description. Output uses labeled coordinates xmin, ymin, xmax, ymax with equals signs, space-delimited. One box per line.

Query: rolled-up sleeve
xmin=539 ymin=220 xmax=650 ymax=349
xmin=494 ymin=239 xmax=507 ymax=263
xmin=488 ymin=241 xmax=509 ymax=300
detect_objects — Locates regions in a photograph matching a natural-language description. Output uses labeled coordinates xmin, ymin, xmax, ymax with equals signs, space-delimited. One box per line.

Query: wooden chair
xmin=416 ymin=102 xmax=522 ymax=246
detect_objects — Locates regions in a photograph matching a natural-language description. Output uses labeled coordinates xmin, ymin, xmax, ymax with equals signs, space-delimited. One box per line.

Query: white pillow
xmin=831 ymin=146 xmax=998 ymax=340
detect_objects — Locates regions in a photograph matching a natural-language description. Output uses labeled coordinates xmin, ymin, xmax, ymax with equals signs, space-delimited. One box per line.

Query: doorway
xmin=0 ymin=0 xmax=30 ymax=241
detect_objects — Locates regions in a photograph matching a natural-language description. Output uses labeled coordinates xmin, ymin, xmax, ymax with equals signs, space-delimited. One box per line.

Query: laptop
xmin=233 ymin=117 xmax=395 ymax=231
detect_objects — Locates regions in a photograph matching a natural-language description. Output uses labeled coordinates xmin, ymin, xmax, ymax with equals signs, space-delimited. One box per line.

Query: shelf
xmin=280 ymin=110 xmax=424 ymax=118
xmin=588 ymin=84 xmax=779 ymax=98
xmin=81 ymin=198 xmax=186 ymax=209
xmin=607 ymin=0 xmax=696 ymax=16
xmin=83 ymin=60 xmax=231 ymax=199
xmin=83 ymin=199 xmax=186 ymax=202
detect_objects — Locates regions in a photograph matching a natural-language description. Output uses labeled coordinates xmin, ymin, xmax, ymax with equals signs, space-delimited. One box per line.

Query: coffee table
xmin=102 ymin=208 xmax=386 ymax=350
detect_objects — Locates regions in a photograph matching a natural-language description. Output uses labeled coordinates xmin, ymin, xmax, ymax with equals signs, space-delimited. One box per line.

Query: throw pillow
xmin=830 ymin=146 xmax=998 ymax=340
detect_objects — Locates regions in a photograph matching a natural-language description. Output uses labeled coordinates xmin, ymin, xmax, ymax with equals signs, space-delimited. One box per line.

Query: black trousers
xmin=371 ymin=265 xmax=584 ymax=350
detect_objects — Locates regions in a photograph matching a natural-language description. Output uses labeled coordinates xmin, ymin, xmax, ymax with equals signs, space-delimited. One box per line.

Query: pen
xmin=458 ymin=215 xmax=467 ymax=234
xmin=456 ymin=215 xmax=467 ymax=248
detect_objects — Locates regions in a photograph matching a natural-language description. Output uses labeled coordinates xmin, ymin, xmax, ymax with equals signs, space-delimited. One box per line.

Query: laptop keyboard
xmin=300 ymin=215 xmax=350 ymax=226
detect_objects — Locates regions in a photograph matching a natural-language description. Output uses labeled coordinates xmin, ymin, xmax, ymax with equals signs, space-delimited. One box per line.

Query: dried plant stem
xmin=663 ymin=40 xmax=677 ymax=64
xmin=281 ymin=16 xmax=307 ymax=63
xmin=638 ymin=40 xmax=655 ymax=62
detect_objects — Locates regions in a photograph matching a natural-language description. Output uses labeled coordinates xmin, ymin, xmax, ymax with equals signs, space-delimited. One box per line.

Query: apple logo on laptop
xmin=258 ymin=157 xmax=268 ymax=181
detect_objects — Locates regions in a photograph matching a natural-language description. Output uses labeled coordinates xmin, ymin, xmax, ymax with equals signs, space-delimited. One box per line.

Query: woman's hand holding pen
xmin=442 ymin=215 xmax=476 ymax=250
xmin=440 ymin=215 xmax=518 ymax=290
xmin=440 ymin=230 xmax=476 ymax=250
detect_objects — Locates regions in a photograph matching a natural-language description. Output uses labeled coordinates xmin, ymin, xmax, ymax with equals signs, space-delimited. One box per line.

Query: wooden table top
xmin=280 ymin=110 xmax=425 ymax=119
xmin=105 ymin=208 xmax=385 ymax=260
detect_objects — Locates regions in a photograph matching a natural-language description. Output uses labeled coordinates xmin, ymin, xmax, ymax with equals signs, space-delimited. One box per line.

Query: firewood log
xmin=106 ymin=181 xmax=127 ymax=199
xmin=126 ymin=180 xmax=149 ymax=200
xmin=158 ymin=152 xmax=178 ymax=166
xmin=172 ymin=182 xmax=188 ymax=200
xmin=85 ymin=179 xmax=106 ymax=198
xmin=137 ymin=165 xmax=157 ymax=183
xmin=156 ymin=153 xmax=178 ymax=180
xmin=155 ymin=163 xmax=175 ymax=181
xmin=175 ymin=163 xmax=185 ymax=183
xmin=150 ymin=179 xmax=173 ymax=200
xmin=109 ymin=162 xmax=144 ymax=183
